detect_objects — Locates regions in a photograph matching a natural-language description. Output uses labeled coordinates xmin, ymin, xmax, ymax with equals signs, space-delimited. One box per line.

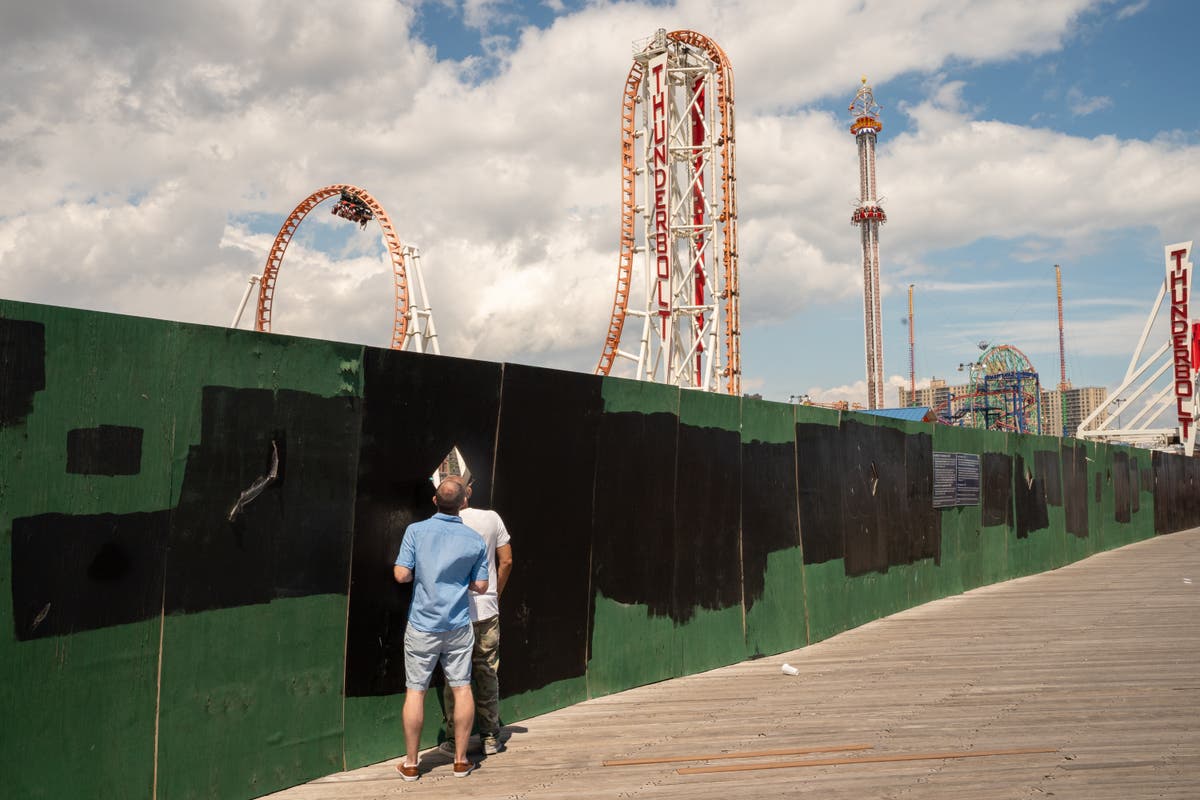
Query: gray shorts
xmin=404 ymin=623 xmax=475 ymax=691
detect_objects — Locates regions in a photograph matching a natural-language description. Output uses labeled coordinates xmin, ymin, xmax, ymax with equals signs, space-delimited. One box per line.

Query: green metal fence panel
xmin=741 ymin=397 xmax=806 ymax=657
xmin=587 ymin=377 xmax=681 ymax=697
xmin=4 ymin=299 xmax=1197 ymax=800
xmin=2 ymin=303 xmax=184 ymax=799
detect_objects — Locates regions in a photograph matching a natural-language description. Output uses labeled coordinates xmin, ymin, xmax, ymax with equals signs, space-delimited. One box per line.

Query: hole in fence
xmin=431 ymin=445 xmax=472 ymax=489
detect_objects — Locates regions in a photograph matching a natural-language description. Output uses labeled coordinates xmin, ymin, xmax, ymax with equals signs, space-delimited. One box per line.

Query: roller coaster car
xmin=331 ymin=195 xmax=374 ymax=229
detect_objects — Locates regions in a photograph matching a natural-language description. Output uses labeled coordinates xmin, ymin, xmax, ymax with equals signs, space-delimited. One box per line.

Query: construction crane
xmin=907 ymin=284 xmax=915 ymax=405
xmin=1055 ymin=264 xmax=1070 ymax=435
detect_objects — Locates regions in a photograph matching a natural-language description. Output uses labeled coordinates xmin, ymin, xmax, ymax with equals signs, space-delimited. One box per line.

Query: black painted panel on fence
xmin=66 ymin=425 xmax=144 ymax=475
xmin=1185 ymin=458 xmax=1195 ymax=530
xmin=165 ymin=386 xmax=361 ymax=614
xmin=840 ymin=420 xmax=885 ymax=576
xmin=1013 ymin=453 xmax=1049 ymax=539
xmin=345 ymin=349 xmax=502 ymax=697
xmin=492 ymin=364 xmax=601 ymax=697
xmin=1151 ymin=451 xmax=1200 ymax=535
xmin=1062 ymin=442 xmax=1088 ymax=538
xmin=11 ymin=385 xmax=362 ymax=640
xmin=905 ymin=431 xmax=941 ymax=564
xmin=741 ymin=440 xmax=801 ymax=609
xmin=1036 ymin=450 xmax=1062 ymax=506
xmin=674 ymin=423 xmax=742 ymax=621
xmin=880 ymin=426 xmax=910 ymax=570
xmin=1129 ymin=457 xmax=1140 ymax=515
xmin=1176 ymin=455 xmax=1194 ymax=531
xmin=1113 ymin=451 xmax=1131 ymax=523
xmin=1152 ymin=451 xmax=1168 ymax=534
xmin=797 ymin=420 xmax=939 ymax=574
xmin=11 ymin=511 xmax=168 ymax=640
xmin=796 ymin=422 xmax=844 ymax=565
xmin=981 ymin=453 xmax=1013 ymax=528
xmin=590 ymin=409 xmax=677 ymax=620
xmin=0 ymin=317 xmax=45 ymax=427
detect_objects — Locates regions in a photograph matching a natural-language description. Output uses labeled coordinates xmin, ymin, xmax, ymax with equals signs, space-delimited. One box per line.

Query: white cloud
xmin=1115 ymin=0 xmax=1151 ymax=20
xmin=883 ymin=87 xmax=1200 ymax=257
xmin=460 ymin=0 xmax=516 ymax=30
xmin=5 ymin=0 xmax=1194 ymax=402
xmin=916 ymin=279 xmax=1049 ymax=293
xmin=801 ymin=373 xmax=914 ymax=408
xmin=1066 ymin=85 xmax=1113 ymax=115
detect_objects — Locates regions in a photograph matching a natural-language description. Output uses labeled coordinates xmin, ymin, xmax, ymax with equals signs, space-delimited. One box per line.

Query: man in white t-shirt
xmin=440 ymin=480 xmax=512 ymax=756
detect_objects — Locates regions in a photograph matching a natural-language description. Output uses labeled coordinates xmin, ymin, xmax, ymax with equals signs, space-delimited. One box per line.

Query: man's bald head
xmin=434 ymin=477 xmax=467 ymax=513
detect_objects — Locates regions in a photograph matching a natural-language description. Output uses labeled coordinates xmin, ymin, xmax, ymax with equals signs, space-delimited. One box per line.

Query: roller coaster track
xmin=256 ymin=184 xmax=410 ymax=349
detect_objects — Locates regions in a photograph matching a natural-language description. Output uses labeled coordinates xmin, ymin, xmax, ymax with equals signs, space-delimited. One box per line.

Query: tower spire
xmin=850 ymin=78 xmax=887 ymax=409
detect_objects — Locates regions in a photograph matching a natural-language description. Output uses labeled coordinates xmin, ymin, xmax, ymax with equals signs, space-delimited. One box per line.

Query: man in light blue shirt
xmin=393 ymin=477 xmax=489 ymax=780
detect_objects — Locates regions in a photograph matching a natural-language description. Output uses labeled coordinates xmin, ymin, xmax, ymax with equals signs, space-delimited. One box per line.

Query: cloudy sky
xmin=2 ymin=0 xmax=1198 ymax=407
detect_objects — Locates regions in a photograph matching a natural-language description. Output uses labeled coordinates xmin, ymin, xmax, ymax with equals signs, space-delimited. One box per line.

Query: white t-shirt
xmin=459 ymin=507 xmax=511 ymax=622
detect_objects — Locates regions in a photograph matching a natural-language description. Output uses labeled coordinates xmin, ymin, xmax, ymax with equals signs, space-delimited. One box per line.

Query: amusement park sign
xmin=1166 ymin=241 xmax=1197 ymax=453
xmin=649 ymin=53 xmax=670 ymax=333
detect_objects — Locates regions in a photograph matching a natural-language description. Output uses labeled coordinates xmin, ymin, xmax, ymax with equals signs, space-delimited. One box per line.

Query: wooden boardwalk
xmin=267 ymin=530 xmax=1200 ymax=799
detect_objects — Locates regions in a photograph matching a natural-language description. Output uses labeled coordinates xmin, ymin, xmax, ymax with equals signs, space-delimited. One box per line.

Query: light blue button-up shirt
xmin=396 ymin=512 xmax=489 ymax=632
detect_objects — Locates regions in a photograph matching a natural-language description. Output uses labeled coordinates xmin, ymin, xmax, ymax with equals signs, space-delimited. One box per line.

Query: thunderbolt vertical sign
xmin=1166 ymin=241 xmax=1197 ymax=454
xmin=649 ymin=53 xmax=670 ymax=339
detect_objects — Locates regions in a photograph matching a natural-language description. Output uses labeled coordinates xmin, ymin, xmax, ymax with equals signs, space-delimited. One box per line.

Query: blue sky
xmin=2 ymin=0 xmax=1199 ymax=413
xmin=735 ymin=0 xmax=1200 ymax=404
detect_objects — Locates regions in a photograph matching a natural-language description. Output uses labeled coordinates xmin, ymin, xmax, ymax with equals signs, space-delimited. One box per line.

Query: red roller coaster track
xmin=255 ymin=184 xmax=411 ymax=349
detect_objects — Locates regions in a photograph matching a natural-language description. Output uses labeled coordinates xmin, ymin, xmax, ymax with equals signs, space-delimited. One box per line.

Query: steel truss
xmin=1078 ymin=242 xmax=1196 ymax=453
xmin=596 ymin=29 xmax=740 ymax=394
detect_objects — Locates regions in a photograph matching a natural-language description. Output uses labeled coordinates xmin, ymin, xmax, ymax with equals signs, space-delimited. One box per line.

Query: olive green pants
xmin=442 ymin=614 xmax=500 ymax=737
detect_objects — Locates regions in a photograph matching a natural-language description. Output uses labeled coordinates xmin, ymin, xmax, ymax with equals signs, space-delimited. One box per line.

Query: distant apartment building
xmin=1040 ymin=386 xmax=1109 ymax=438
xmin=899 ymin=378 xmax=974 ymax=419
xmin=897 ymin=377 xmax=951 ymax=410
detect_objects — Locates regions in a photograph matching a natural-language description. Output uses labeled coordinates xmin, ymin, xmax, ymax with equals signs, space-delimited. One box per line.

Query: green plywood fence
xmin=2 ymin=298 xmax=1196 ymax=800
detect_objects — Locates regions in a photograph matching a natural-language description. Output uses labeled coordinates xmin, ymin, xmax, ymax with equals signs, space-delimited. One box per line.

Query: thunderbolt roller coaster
xmin=595 ymin=29 xmax=740 ymax=395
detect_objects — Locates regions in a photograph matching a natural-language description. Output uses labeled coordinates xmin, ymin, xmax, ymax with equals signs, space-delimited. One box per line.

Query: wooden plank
xmin=603 ymin=742 xmax=873 ymax=766
xmin=261 ymin=529 xmax=1200 ymax=799
xmin=676 ymin=746 xmax=1059 ymax=775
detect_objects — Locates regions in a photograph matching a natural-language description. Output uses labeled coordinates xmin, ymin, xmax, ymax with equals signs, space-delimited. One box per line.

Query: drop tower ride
xmin=850 ymin=78 xmax=887 ymax=409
